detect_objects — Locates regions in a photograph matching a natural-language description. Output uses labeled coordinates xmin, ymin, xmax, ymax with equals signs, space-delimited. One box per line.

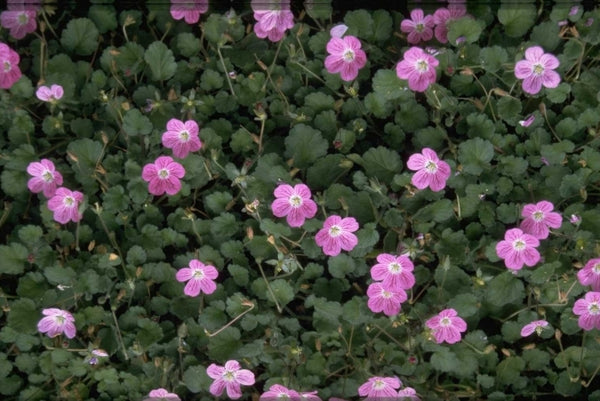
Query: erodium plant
xmin=2 ymin=2 xmax=600 ymax=401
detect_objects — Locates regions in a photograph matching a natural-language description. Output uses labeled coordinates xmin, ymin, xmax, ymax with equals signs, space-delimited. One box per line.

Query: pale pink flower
xmin=0 ymin=9 xmax=37 ymax=39
xmin=169 ymin=0 xmax=208 ymax=24
xmin=519 ymin=201 xmax=562 ymax=239
xmin=36 ymin=84 xmax=64 ymax=103
xmin=329 ymin=24 xmax=348 ymax=38
xmin=47 ymin=187 xmax=84 ymax=224
xmin=27 ymin=159 xmax=63 ymax=197
xmin=259 ymin=384 xmax=300 ymax=400
xmin=251 ymin=0 xmax=295 ymax=43
xmin=207 ymin=360 xmax=255 ymax=400
xmin=396 ymin=47 xmax=439 ymax=92
xmin=143 ymin=388 xmax=181 ymax=401
xmin=520 ymin=320 xmax=549 ymax=337
xmin=515 ymin=46 xmax=561 ymax=95
xmin=315 ymin=215 xmax=359 ymax=256
xmin=358 ymin=376 xmax=402 ymax=400
xmin=495 ymin=228 xmax=541 ymax=271
xmin=426 ymin=308 xmax=467 ymax=344
xmin=0 ymin=42 xmax=22 ymax=89
xmin=324 ymin=35 xmax=367 ymax=82
xmin=397 ymin=387 xmax=420 ymax=401
xmin=400 ymin=9 xmax=435 ymax=44
xmin=370 ymin=253 xmax=415 ymax=291
xmin=271 ymin=183 xmax=317 ymax=227
xmin=175 ymin=259 xmax=218 ymax=297
xmin=406 ymin=148 xmax=451 ymax=192
xmin=432 ymin=4 xmax=467 ymax=43
xmin=569 ymin=214 xmax=581 ymax=225
xmin=161 ymin=118 xmax=202 ymax=159
xmin=300 ymin=390 xmax=322 ymax=401
xmin=367 ymin=282 xmax=407 ymax=316
xmin=573 ymin=291 xmax=600 ymax=331
xmin=142 ymin=156 xmax=185 ymax=196
xmin=37 ymin=308 xmax=76 ymax=339
xmin=577 ymin=258 xmax=600 ymax=291
xmin=518 ymin=115 xmax=535 ymax=127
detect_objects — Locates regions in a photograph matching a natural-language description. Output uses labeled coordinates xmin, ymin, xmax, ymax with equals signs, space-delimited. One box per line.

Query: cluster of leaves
xmin=1 ymin=2 xmax=600 ymax=400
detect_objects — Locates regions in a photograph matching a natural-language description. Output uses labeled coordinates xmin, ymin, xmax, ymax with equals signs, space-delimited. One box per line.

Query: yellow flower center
xmin=343 ymin=49 xmax=355 ymax=62
xmin=3 ymin=61 xmax=11 ymax=72
xmin=63 ymin=196 xmax=74 ymax=207
xmin=440 ymin=317 xmax=452 ymax=327
xmin=223 ymin=371 xmax=235 ymax=381
xmin=389 ymin=262 xmax=402 ymax=273
xmin=42 ymin=170 xmax=54 ymax=182
xmin=18 ymin=12 xmax=29 ymax=25
xmin=532 ymin=211 xmax=544 ymax=222
xmin=192 ymin=269 xmax=205 ymax=279
xmin=594 ymin=263 xmax=600 ymax=275
xmin=533 ymin=63 xmax=544 ymax=75
xmin=373 ymin=379 xmax=386 ymax=390
xmin=513 ymin=239 xmax=526 ymax=251
xmin=289 ymin=194 xmax=302 ymax=207
xmin=588 ymin=302 xmax=600 ymax=315
xmin=158 ymin=168 xmax=170 ymax=179
xmin=329 ymin=225 xmax=342 ymax=237
xmin=425 ymin=160 xmax=438 ymax=173
xmin=416 ymin=23 xmax=424 ymax=32
xmin=179 ymin=130 xmax=190 ymax=142
xmin=416 ymin=59 xmax=429 ymax=72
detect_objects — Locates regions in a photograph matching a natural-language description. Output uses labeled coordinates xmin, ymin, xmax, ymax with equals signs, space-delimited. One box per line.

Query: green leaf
xmin=207 ymin=327 xmax=241 ymax=360
xmin=555 ymin=370 xmax=581 ymax=396
xmin=480 ymin=46 xmax=508 ymax=73
xmin=530 ymin=21 xmax=561 ymax=51
xmin=115 ymin=42 xmax=145 ymax=75
xmin=88 ymin=5 xmax=118 ymax=34
xmin=227 ymin=264 xmax=249 ymax=286
xmin=447 ymin=17 xmax=484 ymax=44
xmin=361 ymin=146 xmax=402 ymax=182
xmin=372 ymin=69 xmax=407 ymax=101
xmin=144 ymin=41 xmax=177 ymax=82
xmin=371 ymin=10 xmax=393 ymax=42
xmin=328 ymin=254 xmax=356 ymax=279
xmin=498 ymin=5 xmax=537 ymax=38
xmin=486 ymin=272 xmax=525 ymax=306
xmin=304 ymin=92 xmax=335 ymax=113
xmin=546 ymin=82 xmax=571 ymax=104
xmin=177 ymin=32 xmax=202 ymax=58
xmin=60 ymin=18 xmax=99 ymax=56
xmin=0 ymin=243 xmax=29 ymax=275
xmin=431 ymin=347 xmax=478 ymax=378
xmin=7 ymin=299 xmax=38 ymax=333
xmin=67 ymin=138 xmax=104 ymax=177
xmin=122 ymin=109 xmax=153 ymax=136
xmin=183 ymin=365 xmax=210 ymax=393
xmin=307 ymin=154 xmax=351 ymax=190
xmin=458 ymin=138 xmax=494 ymax=175
xmin=200 ymin=69 xmax=224 ymax=91
xmin=448 ymin=293 xmax=480 ymax=318
xmin=496 ymin=357 xmax=525 ymax=386
xmin=284 ymin=124 xmax=328 ymax=169
xmin=344 ymin=10 xmax=373 ymax=40
xmin=268 ymin=279 xmax=295 ymax=307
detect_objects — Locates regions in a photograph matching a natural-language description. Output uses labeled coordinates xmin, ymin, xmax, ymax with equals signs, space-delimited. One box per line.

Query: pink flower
xmin=515 ymin=46 xmax=561 ymax=95
xmin=300 ymin=391 xmax=322 ymax=401
xmin=519 ymin=201 xmax=562 ymax=239
xmin=400 ymin=9 xmax=435 ymax=44
xmin=37 ymin=308 xmax=76 ymax=339
xmin=259 ymin=384 xmax=300 ymax=401
xmin=324 ymin=35 xmax=367 ymax=82
xmin=315 ymin=215 xmax=359 ymax=256
xmin=358 ymin=376 xmax=402 ymax=400
xmin=47 ymin=187 xmax=84 ymax=224
xmin=569 ymin=214 xmax=581 ymax=225
xmin=406 ymin=148 xmax=451 ymax=192
xmin=367 ymin=282 xmax=407 ymax=316
xmin=370 ymin=253 xmax=415 ymax=290
xmin=577 ymin=258 xmax=600 ymax=291
xmin=27 ymin=159 xmax=63 ymax=197
xmin=271 ymin=183 xmax=317 ymax=227
xmin=36 ymin=84 xmax=64 ymax=103
xmin=251 ymin=0 xmax=295 ymax=42
xmin=396 ymin=47 xmax=439 ymax=92
xmin=397 ymin=387 xmax=420 ymax=401
xmin=142 ymin=156 xmax=185 ymax=196
xmin=176 ymin=259 xmax=218 ymax=297
xmin=432 ymin=4 xmax=467 ymax=43
xmin=573 ymin=291 xmax=600 ymax=331
xmin=161 ymin=118 xmax=202 ymax=159
xmin=518 ymin=115 xmax=535 ymax=127
xmin=426 ymin=308 xmax=467 ymax=344
xmin=495 ymin=228 xmax=541 ymax=271
xmin=0 ymin=42 xmax=22 ymax=89
xmin=207 ymin=360 xmax=255 ymax=400
xmin=143 ymin=388 xmax=181 ymax=401
xmin=169 ymin=0 xmax=208 ymax=24
xmin=0 ymin=9 xmax=37 ymax=39
xmin=520 ymin=320 xmax=549 ymax=337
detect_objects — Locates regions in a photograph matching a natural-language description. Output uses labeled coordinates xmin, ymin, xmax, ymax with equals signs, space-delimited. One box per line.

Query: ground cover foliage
xmin=2 ymin=1 xmax=600 ymax=400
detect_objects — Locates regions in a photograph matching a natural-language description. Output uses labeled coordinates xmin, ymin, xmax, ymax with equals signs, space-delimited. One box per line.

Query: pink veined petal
xmin=521 ymin=203 xmax=538 ymax=217
xmin=400 ymin=19 xmax=416 ymax=33
xmin=578 ymin=314 xmax=596 ymax=330
xmin=164 ymin=176 xmax=182 ymax=195
xmin=504 ymin=228 xmax=524 ymax=242
xmin=206 ymin=363 xmax=225 ymax=379
xmin=521 ymin=323 xmax=536 ymax=337
xmin=176 ymin=268 xmax=193 ymax=282
xmin=294 ymin=183 xmax=312 ymax=199
xmin=325 ymin=37 xmax=347 ymax=55
xmin=408 ymin=70 xmax=435 ymax=92
xmin=168 ymin=162 xmax=185 ymax=178
xmin=225 ymin=382 xmax=243 ymax=399
xmin=370 ymin=264 xmax=389 ymax=281
xmin=343 ymin=35 xmax=363 ymax=51
xmin=524 ymin=46 xmax=545 ymax=62
xmin=406 ymin=153 xmax=427 ymax=170
xmin=51 ymin=85 xmax=63 ymax=99
xmin=522 ymin=234 xmax=540 ymax=248
xmin=323 ymin=215 xmax=342 ymax=228
xmin=339 ymin=217 xmax=359 ymax=232
xmin=411 ymin=169 xmax=431 ymax=190
xmin=209 ymin=379 xmax=227 ymax=397
xmin=340 ymin=62 xmax=359 ymax=81
xmin=162 ymin=131 xmax=182 ymax=148
xmin=202 ymin=265 xmax=219 ymax=280
xmin=235 ymin=369 xmax=256 ymax=385
xmin=273 ymin=184 xmax=294 ymax=199
xmin=142 ymin=164 xmax=158 ymax=181
xmin=287 ymin=207 xmax=306 ymax=227
xmin=520 ymin=218 xmax=545 ymax=239
xmin=199 ymin=278 xmax=217 ymax=294
xmin=437 ymin=160 xmax=451 ymax=180
xmin=271 ymin=198 xmax=292 ymax=218
xmin=338 ymin=232 xmax=358 ymax=251
xmin=420 ymin=148 xmax=439 ymax=162
xmin=536 ymin=201 xmax=555 ymax=213
xmin=382 ymin=298 xmax=401 ymax=316
xmin=522 ymin=75 xmax=543 ymax=95
xmin=410 ymin=9 xmax=425 ymax=23
xmin=540 ymin=53 xmax=559 ymax=69
xmin=376 ymin=253 xmax=397 ymax=265
xmin=402 ymin=47 xmax=424 ymax=63
xmin=505 ymin=249 xmax=524 ymax=270
xmin=542 ymin=70 xmax=561 ymax=89
xmin=324 ymin=55 xmax=346 ymax=74
xmin=184 ymin=279 xmax=202 ymax=297
xmin=514 ymin=60 xmax=533 ymax=79
xmin=428 ymin=170 xmax=448 ymax=192
xmin=63 ymin=321 xmax=76 ymax=338
xmin=395 ymin=61 xmax=414 ymax=80
xmin=299 ymin=199 xmax=317 ymax=220
xmin=183 ymin=120 xmax=199 ymax=135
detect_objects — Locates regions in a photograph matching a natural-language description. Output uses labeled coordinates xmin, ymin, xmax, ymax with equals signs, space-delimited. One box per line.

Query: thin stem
xmin=217 ymin=45 xmax=236 ymax=97
xmin=205 ymin=300 xmax=255 ymax=337
xmin=257 ymin=260 xmax=282 ymax=313
xmin=111 ymin=306 xmax=129 ymax=361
